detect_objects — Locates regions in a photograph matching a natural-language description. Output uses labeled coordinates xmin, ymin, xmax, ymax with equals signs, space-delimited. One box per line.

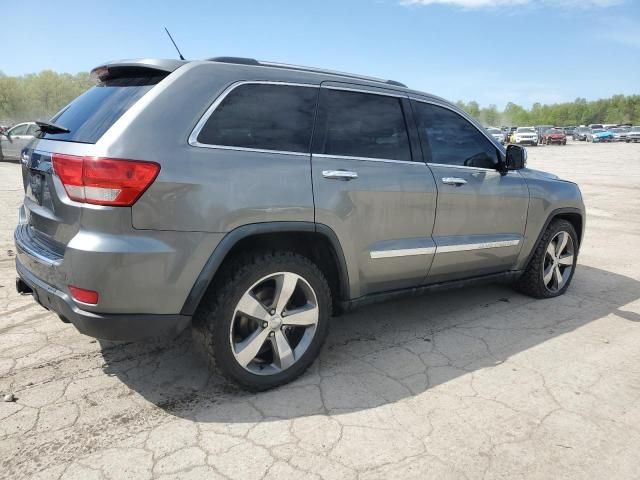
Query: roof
xmin=91 ymin=57 xmax=407 ymax=90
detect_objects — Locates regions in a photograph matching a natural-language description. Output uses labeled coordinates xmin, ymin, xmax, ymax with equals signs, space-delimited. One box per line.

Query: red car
xmin=541 ymin=128 xmax=567 ymax=145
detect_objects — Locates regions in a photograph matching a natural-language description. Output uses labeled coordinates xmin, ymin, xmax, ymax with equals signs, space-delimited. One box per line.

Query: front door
xmin=412 ymin=100 xmax=529 ymax=283
xmin=311 ymin=84 xmax=438 ymax=298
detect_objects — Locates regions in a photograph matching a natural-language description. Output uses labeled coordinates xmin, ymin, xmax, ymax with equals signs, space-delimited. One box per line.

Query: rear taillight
xmin=52 ymin=154 xmax=160 ymax=206
xmin=68 ymin=285 xmax=99 ymax=305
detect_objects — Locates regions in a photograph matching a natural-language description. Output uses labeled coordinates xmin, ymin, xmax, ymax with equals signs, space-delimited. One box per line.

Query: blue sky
xmin=2 ymin=0 xmax=639 ymax=108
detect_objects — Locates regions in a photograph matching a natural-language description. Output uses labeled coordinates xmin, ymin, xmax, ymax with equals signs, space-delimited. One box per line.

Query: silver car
xmin=486 ymin=127 xmax=506 ymax=144
xmin=14 ymin=57 xmax=585 ymax=390
xmin=1 ymin=122 xmax=38 ymax=160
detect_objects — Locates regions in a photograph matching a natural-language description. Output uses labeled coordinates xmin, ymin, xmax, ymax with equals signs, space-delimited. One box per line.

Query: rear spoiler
xmin=91 ymin=58 xmax=188 ymax=82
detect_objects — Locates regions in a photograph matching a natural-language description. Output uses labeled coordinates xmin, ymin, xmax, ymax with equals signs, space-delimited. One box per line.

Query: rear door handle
xmin=323 ymin=170 xmax=358 ymax=180
xmin=442 ymin=177 xmax=467 ymax=186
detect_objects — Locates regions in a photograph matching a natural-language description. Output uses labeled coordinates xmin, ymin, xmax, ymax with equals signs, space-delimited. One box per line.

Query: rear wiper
xmin=35 ymin=120 xmax=70 ymax=135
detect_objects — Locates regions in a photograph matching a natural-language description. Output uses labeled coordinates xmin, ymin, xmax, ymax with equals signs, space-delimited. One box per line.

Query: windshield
xmin=592 ymin=129 xmax=605 ymax=133
xmin=42 ymin=74 xmax=165 ymax=144
xmin=517 ymin=128 xmax=535 ymax=133
xmin=632 ymin=127 xmax=640 ymax=132
xmin=549 ymin=129 xmax=563 ymax=134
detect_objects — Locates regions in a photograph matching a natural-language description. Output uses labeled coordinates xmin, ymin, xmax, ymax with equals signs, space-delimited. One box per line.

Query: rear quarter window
xmin=42 ymin=75 xmax=165 ymax=144
xmin=196 ymin=84 xmax=318 ymax=153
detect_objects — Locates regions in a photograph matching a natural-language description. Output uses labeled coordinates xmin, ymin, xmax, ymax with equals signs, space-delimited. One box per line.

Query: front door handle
xmin=323 ymin=170 xmax=358 ymax=180
xmin=442 ymin=177 xmax=467 ymax=186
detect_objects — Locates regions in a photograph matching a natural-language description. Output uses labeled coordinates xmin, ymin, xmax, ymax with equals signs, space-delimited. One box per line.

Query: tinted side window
xmin=26 ymin=124 xmax=39 ymax=136
xmin=413 ymin=102 xmax=499 ymax=168
xmin=197 ymin=84 xmax=318 ymax=153
xmin=315 ymin=89 xmax=411 ymax=161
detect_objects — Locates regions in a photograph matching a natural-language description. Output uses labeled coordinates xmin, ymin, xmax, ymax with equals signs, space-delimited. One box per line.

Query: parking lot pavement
xmin=1 ymin=140 xmax=640 ymax=479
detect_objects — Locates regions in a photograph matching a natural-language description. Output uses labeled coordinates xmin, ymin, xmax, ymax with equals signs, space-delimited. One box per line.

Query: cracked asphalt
xmin=2 ymin=141 xmax=640 ymax=479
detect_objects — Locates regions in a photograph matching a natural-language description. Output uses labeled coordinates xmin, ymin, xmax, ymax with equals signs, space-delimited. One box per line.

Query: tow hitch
xmin=16 ymin=277 xmax=33 ymax=295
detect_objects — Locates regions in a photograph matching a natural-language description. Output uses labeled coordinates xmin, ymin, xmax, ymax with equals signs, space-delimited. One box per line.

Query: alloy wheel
xmin=543 ymin=231 xmax=574 ymax=292
xmin=229 ymin=272 xmax=319 ymax=375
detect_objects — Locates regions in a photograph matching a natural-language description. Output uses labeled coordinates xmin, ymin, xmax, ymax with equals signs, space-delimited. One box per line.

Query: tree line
xmin=456 ymin=95 xmax=640 ymax=127
xmin=1 ymin=70 xmax=639 ymax=127
xmin=0 ymin=71 xmax=94 ymax=125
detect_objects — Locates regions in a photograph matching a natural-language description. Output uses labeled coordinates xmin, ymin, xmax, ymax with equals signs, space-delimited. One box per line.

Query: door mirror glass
xmin=505 ymin=144 xmax=527 ymax=170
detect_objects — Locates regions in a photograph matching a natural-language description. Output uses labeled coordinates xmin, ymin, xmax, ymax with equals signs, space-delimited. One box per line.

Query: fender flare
xmin=521 ymin=207 xmax=584 ymax=269
xmin=180 ymin=222 xmax=350 ymax=316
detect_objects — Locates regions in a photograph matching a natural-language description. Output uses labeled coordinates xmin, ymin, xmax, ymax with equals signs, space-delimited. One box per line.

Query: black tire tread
xmin=514 ymin=219 xmax=577 ymax=299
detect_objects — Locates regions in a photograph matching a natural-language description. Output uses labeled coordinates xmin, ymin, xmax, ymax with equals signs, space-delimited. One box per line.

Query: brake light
xmin=69 ymin=286 xmax=99 ymax=305
xmin=52 ymin=154 xmax=160 ymax=206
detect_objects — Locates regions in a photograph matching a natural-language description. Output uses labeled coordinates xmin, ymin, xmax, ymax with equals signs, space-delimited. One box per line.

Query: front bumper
xmin=16 ymin=258 xmax=190 ymax=341
xmin=516 ymin=139 xmax=538 ymax=145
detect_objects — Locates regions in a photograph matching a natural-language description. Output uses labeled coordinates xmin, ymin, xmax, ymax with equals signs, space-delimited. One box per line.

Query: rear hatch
xmin=20 ymin=65 xmax=171 ymax=258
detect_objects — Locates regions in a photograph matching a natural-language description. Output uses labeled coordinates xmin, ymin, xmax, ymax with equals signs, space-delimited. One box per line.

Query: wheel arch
xmin=180 ymin=222 xmax=350 ymax=316
xmin=521 ymin=207 xmax=584 ymax=270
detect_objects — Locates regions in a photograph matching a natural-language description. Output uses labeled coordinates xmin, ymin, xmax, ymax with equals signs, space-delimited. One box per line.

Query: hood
xmin=520 ymin=168 xmax=560 ymax=181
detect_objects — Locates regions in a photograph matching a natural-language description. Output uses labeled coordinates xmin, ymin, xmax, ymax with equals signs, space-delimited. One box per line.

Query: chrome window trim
xmin=313 ymin=153 xmax=420 ymax=165
xmin=410 ymin=96 xmax=507 ymax=159
xmin=188 ymin=80 xmax=319 ymax=155
xmin=436 ymin=239 xmax=521 ymax=254
xmin=427 ymin=162 xmax=500 ymax=173
xmin=370 ymin=247 xmax=436 ymax=259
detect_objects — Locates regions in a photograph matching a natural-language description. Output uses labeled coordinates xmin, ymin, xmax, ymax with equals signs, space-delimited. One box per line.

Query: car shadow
xmin=99 ymin=264 xmax=640 ymax=422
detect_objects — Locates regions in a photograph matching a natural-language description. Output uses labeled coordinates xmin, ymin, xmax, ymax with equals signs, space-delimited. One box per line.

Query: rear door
xmin=311 ymin=83 xmax=437 ymax=298
xmin=412 ymin=99 xmax=529 ymax=283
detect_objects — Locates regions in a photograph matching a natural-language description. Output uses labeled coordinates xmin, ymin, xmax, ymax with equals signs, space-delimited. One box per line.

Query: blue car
xmin=588 ymin=128 xmax=614 ymax=143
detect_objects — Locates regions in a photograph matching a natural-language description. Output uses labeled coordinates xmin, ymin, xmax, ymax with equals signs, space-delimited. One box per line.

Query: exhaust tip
xmin=16 ymin=277 xmax=33 ymax=295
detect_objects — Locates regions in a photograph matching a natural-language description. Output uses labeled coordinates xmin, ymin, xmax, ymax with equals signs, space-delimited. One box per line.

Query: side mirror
xmin=505 ymin=144 xmax=527 ymax=171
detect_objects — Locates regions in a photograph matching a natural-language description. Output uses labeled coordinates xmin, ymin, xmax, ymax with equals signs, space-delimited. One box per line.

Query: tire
xmin=194 ymin=251 xmax=331 ymax=391
xmin=514 ymin=219 xmax=578 ymax=299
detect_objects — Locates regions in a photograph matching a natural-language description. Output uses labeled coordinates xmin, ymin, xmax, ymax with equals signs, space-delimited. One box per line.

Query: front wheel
xmin=514 ymin=219 xmax=578 ymax=299
xmin=195 ymin=252 xmax=332 ymax=391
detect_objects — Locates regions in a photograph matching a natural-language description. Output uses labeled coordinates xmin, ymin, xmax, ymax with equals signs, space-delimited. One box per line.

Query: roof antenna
xmin=164 ymin=27 xmax=185 ymax=60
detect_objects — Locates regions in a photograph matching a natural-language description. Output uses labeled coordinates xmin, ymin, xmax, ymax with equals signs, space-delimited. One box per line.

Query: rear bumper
xmin=16 ymin=258 xmax=191 ymax=341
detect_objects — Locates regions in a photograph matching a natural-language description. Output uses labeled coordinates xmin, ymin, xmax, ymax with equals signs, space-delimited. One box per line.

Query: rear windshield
xmin=42 ymin=75 xmax=165 ymax=144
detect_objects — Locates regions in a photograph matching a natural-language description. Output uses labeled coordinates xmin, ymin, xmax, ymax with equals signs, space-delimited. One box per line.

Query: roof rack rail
xmin=209 ymin=56 xmax=260 ymax=66
xmin=207 ymin=57 xmax=407 ymax=89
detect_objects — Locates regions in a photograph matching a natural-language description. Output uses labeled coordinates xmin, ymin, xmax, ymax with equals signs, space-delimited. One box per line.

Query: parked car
xmin=0 ymin=122 xmax=38 ymax=160
xmin=573 ymin=127 xmax=590 ymax=141
xmin=627 ymin=126 xmax=640 ymax=143
xmin=486 ymin=127 xmax=506 ymax=144
xmin=541 ymin=128 xmax=567 ymax=145
xmin=588 ymin=128 xmax=614 ymax=143
xmin=535 ymin=125 xmax=553 ymax=144
xmin=563 ymin=126 xmax=575 ymax=136
xmin=588 ymin=124 xmax=604 ymax=130
xmin=513 ymin=127 xmax=539 ymax=146
xmin=610 ymin=128 xmax=628 ymax=142
xmin=14 ymin=57 xmax=585 ymax=391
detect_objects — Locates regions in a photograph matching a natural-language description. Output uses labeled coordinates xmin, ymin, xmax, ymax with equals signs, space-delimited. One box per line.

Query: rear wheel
xmin=515 ymin=219 xmax=578 ymax=299
xmin=195 ymin=252 xmax=331 ymax=391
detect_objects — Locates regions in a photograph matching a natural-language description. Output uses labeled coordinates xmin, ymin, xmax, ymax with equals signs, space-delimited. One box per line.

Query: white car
xmin=486 ymin=127 xmax=506 ymax=144
xmin=514 ymin=127 xmax=538 ymax=146
xmin=0 ymin=122 xmax=38 ymax=161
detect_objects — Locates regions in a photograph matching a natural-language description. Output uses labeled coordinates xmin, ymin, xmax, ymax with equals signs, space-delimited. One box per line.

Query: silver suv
xmin=15 ymin=57 xmax=585 ymax=390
